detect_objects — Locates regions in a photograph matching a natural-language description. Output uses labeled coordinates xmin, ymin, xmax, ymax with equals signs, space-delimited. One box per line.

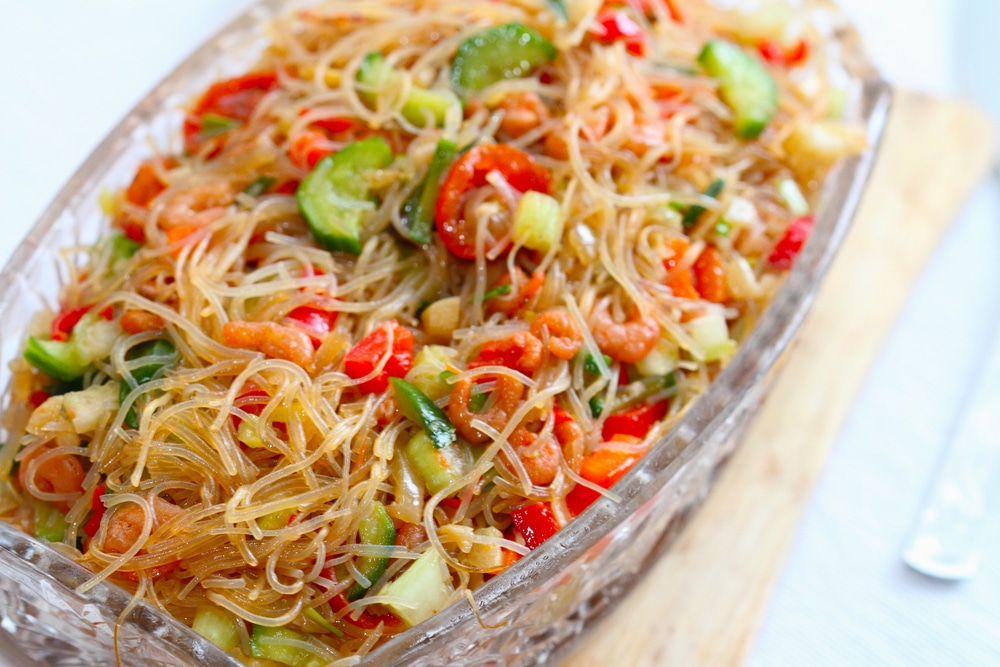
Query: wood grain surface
xmin=559 ymin=90 xmax=997 ymax=667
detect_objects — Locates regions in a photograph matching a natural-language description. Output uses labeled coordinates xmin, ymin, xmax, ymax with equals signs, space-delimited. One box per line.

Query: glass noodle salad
xmin=0 ymin=0 xmax=864 ymax=663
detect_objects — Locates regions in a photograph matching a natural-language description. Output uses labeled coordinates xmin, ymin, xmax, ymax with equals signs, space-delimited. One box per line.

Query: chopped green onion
xmin=199 ymin=113 xmax=241 ymax=139
xmin=304 ymin=607 xmax=344 ymax=637
xmin=468 ymin=390 xmax=489 ymax=414
xmin=583 ymin=353 xmax=612 ymax=375
xmin=714 ymin=220 xmax=732 ymax=236
xmin=777 ymin=178 xmax=810 ymax=216
xmin=682 ymin=178 xmax=725 ymax=229
xmin=243 ymin=176 xmax=276 ymax=197
xmin=472 ymin=283 xmax=512 ymax=304
xmin=589 ymin=395 xmax=605 ymax=419
xmin=547 ymin=0 xmax=568 ymax=19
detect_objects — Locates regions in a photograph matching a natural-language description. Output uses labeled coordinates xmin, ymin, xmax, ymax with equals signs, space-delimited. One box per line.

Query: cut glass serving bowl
xmin=0 ymin=1 xmax=889 ymax=665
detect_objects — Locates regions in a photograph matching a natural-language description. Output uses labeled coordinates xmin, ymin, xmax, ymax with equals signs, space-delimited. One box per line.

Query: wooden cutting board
xmin=560 ymin=90 xmax=997 ymax=667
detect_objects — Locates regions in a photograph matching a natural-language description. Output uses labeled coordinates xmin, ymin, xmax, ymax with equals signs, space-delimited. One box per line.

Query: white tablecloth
xmin=1 ymin=2 xmax=997 ymax=665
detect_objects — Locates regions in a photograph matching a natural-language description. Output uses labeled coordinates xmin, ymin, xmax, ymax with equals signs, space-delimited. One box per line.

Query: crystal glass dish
xmin=0 ymin=1 xmax=889 ymax=665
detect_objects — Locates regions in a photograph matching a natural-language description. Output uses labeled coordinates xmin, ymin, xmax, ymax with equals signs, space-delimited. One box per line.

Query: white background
xmin=1 ymin=2 xmax=998 ymax=666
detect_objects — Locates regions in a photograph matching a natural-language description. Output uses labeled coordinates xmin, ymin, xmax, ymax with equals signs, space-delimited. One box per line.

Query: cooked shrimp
xmin=120 ymin=309 xmax=166 ymax=334
xmin=498 ymin=91 xmax=550 ymax=138
xmin=159 ymin=181 xmax=234 ymax=229
xmin=103 ymin=496 xmax=183 ymax=554
xmin=18 ymin=446 xmax=85 ymax=509
xmin=486 ymin=268 xmax=545 ymax=317
xmin=222 ymin=321 xmax=315 ymax=369
xmin=530 ymin=309 xmax=583 ymax=360
xmin=554 ymin=419 xmax=584 ymax=469
xmin=506 ymin=427 xmax=560 ymax=486
xmin=469 ymin=331 xmax=543 ymax=376
xmin=103 ymin=495 xmax=183 ymax=580
xmin=447 ymin=375 xmax=525 ymax=444
xmin=588 ymin=298 xmax=660 ymax=363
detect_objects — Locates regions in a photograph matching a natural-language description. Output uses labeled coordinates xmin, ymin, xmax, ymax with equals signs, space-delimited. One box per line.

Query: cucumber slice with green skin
xmin=403 ymin=431 xmax=473 ymax=495
xmin=249 ymin=625 xmax=324 ymax=667
xmin=296 ymin=137 xmax=394 ymax=255
xmin=381 ymin=547 xmax=454 ymax=628
xmin=25 ymin=337 xmax=88 ymax=382
xmin=698 ymin=39 xmax=778 ymax=139
xmin=358 ymin=52 xmax=457 ymax=128
xmin=346 ymin=500 xmax=397 ymax=601
xmin=192 ymin=606 xmax=242 ymax=653
xmin=450 ymin=23 xmax=557 ymax=94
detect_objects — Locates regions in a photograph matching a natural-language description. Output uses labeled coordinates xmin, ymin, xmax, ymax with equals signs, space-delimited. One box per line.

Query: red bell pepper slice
xmin=566 ymin=446 xmax=643 ymax=516
xmin=601 ymin=399 xmax=669 ymax=441
xmin=50 ymin=306 xmax=91 ymax=342
xmin=83 ymin=485 xmax=108 ymax=539
xmin=591 ymin=10 xmax=648 ymax=57
xmin=285 ymin=306 xmax=338 ymax=348
xmin=344 ymin=320 xmax=414 ymax=394
xmin=768 ymin=215 xmax=814 ymax=270
xmin=692 ymin=246 xmax=730 ymax=304
xmin=320 ymin=568 xmax=403 ymax=630
xmin=511 ymin=502 xmax=559 ymax=550
xmin=184 ymin=71 xmax=278 ymax=155
xmin=757 ymin=38 xmax=810 ymax=67
xmin=434 ymin=144 xmax=551 ymax=260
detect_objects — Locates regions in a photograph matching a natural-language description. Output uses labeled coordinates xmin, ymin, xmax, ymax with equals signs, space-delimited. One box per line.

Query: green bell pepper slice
xmin=399 ymin=139 xmax=457 ymax=245
xmin=390 ymin=377 xmax=456 ymax=449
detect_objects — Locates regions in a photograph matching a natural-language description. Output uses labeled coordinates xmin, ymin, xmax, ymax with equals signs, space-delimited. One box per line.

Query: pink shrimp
xmin=18 ymin=445 xmax=85 ymax=511
xmin=469 ymin=331 xmax=543 ymax=376
xmin=506 ymin=427 xmax=560 ymax=487
xmin=159 ymin=181 xmax=235 ymax=230
xmin=588 ymin=298 xmax=660 ymax=364
xmin=530 ymin=309 xmax=584 ymax=361
xmin=497 ymin=91 xmax=551 ymax=139
xmin=222 ymin=321 xmax=315 ymax=369
xmin=447 ymin=375 xmax=525 ymax=444
xmin=103 ymin=495 xmax=183 ymax=581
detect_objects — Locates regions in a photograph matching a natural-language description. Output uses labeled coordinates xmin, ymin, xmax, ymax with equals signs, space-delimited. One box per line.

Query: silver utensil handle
xmin=902 ymin=314 xmax=1000 ymax=579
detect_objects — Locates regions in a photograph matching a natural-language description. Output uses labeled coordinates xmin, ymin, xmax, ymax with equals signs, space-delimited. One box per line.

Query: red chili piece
xmin=565 ymin=448 xmax=643 ymax=516
xmin=83 ymin=485 xmax=108 ymax=539
xmin=344 ymin=320 xmax=415 ymax=393
xmin=322 ymin=568 xmax=403 ymax=630
xmin=757 ymin=38 xmax=810 ymax=67
xmin=434 ymin=144 xmax=552 ymax=260
xmin=592 ymin=11 xmax=648 ymax=57
xmin=768 ymin=215 xmax=815 ymax=270
xmin=601 ymin=399 xmax=669 ymax=441
xmin=511 ymin=502 xmax=559 ymax=550
xmin=183 ymin=71 xmax=278 ymax=155
xmin=285 ymin=307 xmax=338 ymax=349
xmin=50 ymin=306 xmax=91 ymax=342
